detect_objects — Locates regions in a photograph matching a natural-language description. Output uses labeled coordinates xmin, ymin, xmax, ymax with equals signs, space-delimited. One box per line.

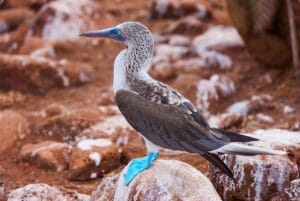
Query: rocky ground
xmin=0 ymin=0 xmax=300 ymax=200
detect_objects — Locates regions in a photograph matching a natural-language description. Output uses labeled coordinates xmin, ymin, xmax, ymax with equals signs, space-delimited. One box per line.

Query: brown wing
xmin=115 ymin=90 xmax=229 ymax=152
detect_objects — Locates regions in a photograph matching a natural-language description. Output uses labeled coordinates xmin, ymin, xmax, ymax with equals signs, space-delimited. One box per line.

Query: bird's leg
xmin=123 ymin=138 xmax=160 ymax=185
xmin=123 ymin=152 xmax=159 ymax=185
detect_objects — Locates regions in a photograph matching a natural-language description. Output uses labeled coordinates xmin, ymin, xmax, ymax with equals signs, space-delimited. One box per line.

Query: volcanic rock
xmin=168 ymin=35 xmax=191 ymax=46
xmin=38 ymin=108 xmax=100 ymax=138
xmin=270 ymin=179 xmax=300 ymax=201
xmin=29 ymin=0 xmax=96 ymax=40
xmin=149 ymin=0 xmax=208 ymax=19
xmin=0 ymin=53 xmax=93 ymax=93
xmin=209 ymin=129 xmax=300 ymax=201
xmin=0 ymin=110 xmax=28 ymax=153
xmin=226 ymin=95 xmax=274 ymax=116
xmin=68 ymin=138 xmax=120 ymax=181
xmin=0 ymin=91 xmax=25 ymax=109
xmin=92 ymin=160 xmax=222 ymax=201
xmin=5 ymin=0 xmax=52 ymax=8
xmin=196 ymin=74 xmax=235 ymax=117
xmin=208 ymin=112 xmax=244 ymax=129
xmin=0 ymin=8 xmax=33 ymax=33
xmin=192 ymin=25 xmax=244 ymax=54
xmin=20 ymin=141 xmax=68 ymax=172
xmin=163 ymin=15 xmax=205 ymax=34
xmin=7 ymin=183 xmax=89 ymax=201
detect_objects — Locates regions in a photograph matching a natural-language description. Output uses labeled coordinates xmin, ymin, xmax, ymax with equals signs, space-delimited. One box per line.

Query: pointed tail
xmin=210 ymin=142 xmax=286 ymax=155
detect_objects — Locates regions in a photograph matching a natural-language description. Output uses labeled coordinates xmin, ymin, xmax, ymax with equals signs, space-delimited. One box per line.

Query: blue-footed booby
xmin=81 ymin=22 xmax=285 ymax=185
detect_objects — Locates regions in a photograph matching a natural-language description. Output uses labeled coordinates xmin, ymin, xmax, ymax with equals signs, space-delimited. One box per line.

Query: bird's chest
xmin=113 ymin=51 xmax=129 ymax=93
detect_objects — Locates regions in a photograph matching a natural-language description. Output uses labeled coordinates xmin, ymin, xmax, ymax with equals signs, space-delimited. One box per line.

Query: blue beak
xmin=80 ymin=27 xmax=126 ymax=42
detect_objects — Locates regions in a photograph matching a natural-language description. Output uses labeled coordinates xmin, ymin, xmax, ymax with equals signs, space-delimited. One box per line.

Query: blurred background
xmin=0 ymin=0 xmax=299 ymax=201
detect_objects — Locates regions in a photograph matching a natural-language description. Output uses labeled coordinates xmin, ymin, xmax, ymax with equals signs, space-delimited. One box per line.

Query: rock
xmin=0 ymin=20 xmax=30 ymax=53
xmin=150 ymin=61 xmax=175 ymax=80
xmin=270 ymin=179 xmax=300 ymax=201
xmin=0 ymin=91 xmax=25 ymax=109
xmin=149 ymin=0 xmax=209 ymax=19
xmin=151 ymin=44 xmax=190 ymax=79
xmin=0 ymin=8 xmax=33 ymax=33
xmin=81 ymin=114 xmax=131 ymax=138
xmin=20 ymin=141 xmax=68 ymax=172
xmin=256 ymin=113 xmax=274 ymax=124
xmin=173 ymin=52 xmax=232 ymax=74
xmin=115 ymin=129 xmax=146 ymax=163
xmin=196 ymin=74 xmax=235 ymax=117
xmin=38 ymin=108 xmax=100 ymax=138
xmin=92 ymin=160 xmax=222 ymax=201
xmin=192 ymin=25 xmax=244 ymax=54
xmin=208 ymin=112 xmax=244 ymax=129
xmin=0 ymin=110 xmax=28 ymax=153
xmin=153 ymin=44 xmax=190 ymax=62
xmin=44 ymin=103 xmax=66 ymax=117
xmin=168 ymin=35 xmax=191 ymax=46
xmin=172 ymin=73 xmax=199 ymax=101
xmin=90 ymin=174 xmax=119 ymax=201
xmin=29 ymin=0 xmax=96 ymax=40
xmin=7 ymin=183 xmax=89 ymax=201
xmin=0 ymin=53 xmax=93 ymax=93
xmin=5 ymin=0 xmax=52 ymax=8
xmin=284 ymin=179 xmax=300 ymax=200
xmin=68 ymin=138 xmax=120 ymax=181
xmin=226 ymin=95 xmax=274 ymax=116
xmin=164 ymin=15 xmax=205 ymax=34
xmin=209 ymin=129 xmax=300 ymax=201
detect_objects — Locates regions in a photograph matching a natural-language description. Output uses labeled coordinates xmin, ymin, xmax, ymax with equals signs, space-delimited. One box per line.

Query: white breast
xmin=113 ymin=50 xmax=129 ymax=93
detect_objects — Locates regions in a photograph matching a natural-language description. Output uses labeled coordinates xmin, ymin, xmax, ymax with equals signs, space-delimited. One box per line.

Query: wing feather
xmin=115 ymin=90 xmax=227 ymax=152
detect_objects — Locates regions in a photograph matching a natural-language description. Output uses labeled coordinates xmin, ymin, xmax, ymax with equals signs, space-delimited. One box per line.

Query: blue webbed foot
xmin=123 ymin=152 xmax=159 ymax=185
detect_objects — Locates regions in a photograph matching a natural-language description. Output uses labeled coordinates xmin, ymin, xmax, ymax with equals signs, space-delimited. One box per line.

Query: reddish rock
xmin=168 ymin=35 xmax=191 ymax=46
xmin=0 ymin=110 xmax=28 ymax=153
xmin=29 ymin=0 xmax=96 ymax=40
xmin=90 ymin=174 xmax=118 ymax=201
xmin=20 ymin=141 xmax=68 ymax=172
xmin=149 ymin=0 xmax=208 ymax=19
xmin=68 ymin=138 xmax=121 ymax=181
xmin=226 ymin=95 xmax=275 ymax=116
xmin=164 ymin=15 xmax=205 ymax=34
xmin=192 ymin=25 xmax=244 ymax=54
xmin=115 ymin=129 xmax=146 ymax=163
xmin=0 ymin=53 xmax=93 ymax=93
xmin=0 ymin=91 xmax=26 ymax=109
xmin=208 ymin=112 xmax=244 ymax=130
xmin=0 ymin=21 xmax=30 ymax=53
xmin=196 ymin=74 xmax=235 ymax=117
xmin=5 ymin=0 xmax=52 ymax=8
xmin=80 ymin=114 xmax=131 ymax=138
xmin=19 ymin=37 xmax=56 ymax=58
xmin=172 ymin=74 xmax=199 ymax=101
xmin=209 ymin=129 xmax=300 ymax=201
xmin=270 ymin=179 xmax=300 ymax=201
xmin=7 ymin=183 xmax=89 ymax=201
xmin=43 ymin=103 xmax=66 ymax=117
xmin=38 ymin=108 xmax=101 ymax=137
xmin=92 ymin=160 xmax=222 ymax=201
xmin=0 ymin=8 xmax=33 ymax=33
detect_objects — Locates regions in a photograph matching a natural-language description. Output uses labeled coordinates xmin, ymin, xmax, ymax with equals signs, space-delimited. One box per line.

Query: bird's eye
xmin=117 ymin=30 xmax=122 ymax=35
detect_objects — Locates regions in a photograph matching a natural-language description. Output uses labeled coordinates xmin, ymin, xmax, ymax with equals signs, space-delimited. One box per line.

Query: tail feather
xmin=202 ymin=153 xmax=234 ymax=180
xmin=211 ymin=128 xmax=258 ymax=142
xmin=211 ymin=142 xmax=286 ymax=155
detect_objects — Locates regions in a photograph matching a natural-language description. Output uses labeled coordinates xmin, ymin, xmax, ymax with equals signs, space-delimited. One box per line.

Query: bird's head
xmin=80 ymin=21 xmax=152 ymax=46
